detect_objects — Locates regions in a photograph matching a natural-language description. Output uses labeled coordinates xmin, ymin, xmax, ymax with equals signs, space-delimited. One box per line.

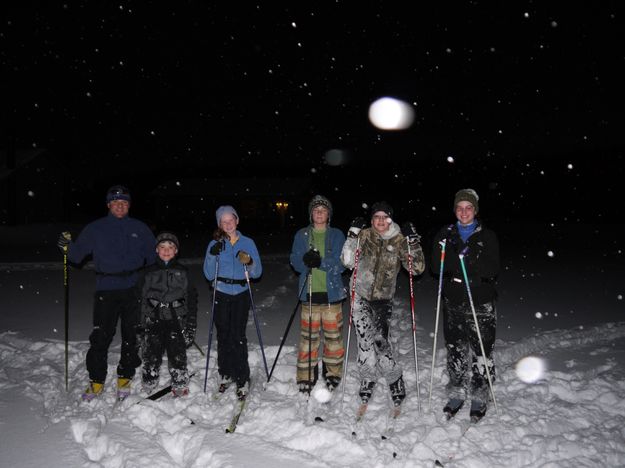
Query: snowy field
xmin=1 ymin=223 xmax=624 ymax=467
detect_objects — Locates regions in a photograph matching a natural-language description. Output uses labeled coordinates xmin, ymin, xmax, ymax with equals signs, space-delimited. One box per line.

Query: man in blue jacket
xmin=203 ymin=205 xmax=262 ymax=400
xmin=290 ymin=195 xmax=346 ymax=395
xmin=57 ymin=185 xmax=156 ymax=401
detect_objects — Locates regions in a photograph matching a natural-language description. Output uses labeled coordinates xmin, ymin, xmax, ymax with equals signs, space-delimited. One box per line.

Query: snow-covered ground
xmin=1 ymin=223 xmax=624 ymax=467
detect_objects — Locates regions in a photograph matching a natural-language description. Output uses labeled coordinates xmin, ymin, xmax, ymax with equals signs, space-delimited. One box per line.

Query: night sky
xmin=2 ymin=2 xmax=624 ymax=231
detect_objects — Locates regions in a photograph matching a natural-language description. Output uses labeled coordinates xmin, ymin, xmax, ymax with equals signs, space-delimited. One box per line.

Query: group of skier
xmin=57 ymin=184 xmax=499 ymax=422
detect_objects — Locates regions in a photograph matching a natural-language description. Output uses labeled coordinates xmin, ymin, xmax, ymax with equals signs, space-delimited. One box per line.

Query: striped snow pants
xmin=297 ymin=302 xmax=344 ymax=383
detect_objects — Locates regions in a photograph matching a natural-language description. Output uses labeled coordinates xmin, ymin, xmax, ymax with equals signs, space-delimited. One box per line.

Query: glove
xmin=213 ymin=228 xmax=227 ymax=241
xmin=57 ymin=231 xmax=71 ymax=252
xmin=401 ymin=222 xmax=421 ymax=244
xmin=302 ymin=249 xmax=322 ymax=268
xmin=348 ymin=217 xmax=367 ymax=238
xmin=237 ymin=250 xmax=253 ymax=265
xmin=182 ymin=328 xmax=196 ymax=349
xmin=209 ymin=241 xmax=224 ymax=256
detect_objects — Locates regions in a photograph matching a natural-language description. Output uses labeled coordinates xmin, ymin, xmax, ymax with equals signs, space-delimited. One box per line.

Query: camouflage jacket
xmin=341 ymin=223 xmax=425 ymax=301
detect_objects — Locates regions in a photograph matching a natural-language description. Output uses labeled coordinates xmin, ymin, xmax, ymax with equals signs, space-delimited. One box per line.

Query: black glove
xmin=57 ymin=231 xmax=71 ymax=252
xmin=303 ymin=249 xmax=322 ymax=268
xmin=182 ymin=328 xmax=196 ymax=349
xmin=209 ymin=241 xmax=224 ymax=256
xmin=401 ymin=222 xmax=421 ymax=243
xmin=237 ymin=250 xmax=253 ymax=265
xmin=348 ymin=217 xmax=367 ymax=238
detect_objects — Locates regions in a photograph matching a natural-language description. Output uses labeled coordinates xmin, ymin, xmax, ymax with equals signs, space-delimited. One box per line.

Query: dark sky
xmin=2 ymin=2 xmax=624 ymax=227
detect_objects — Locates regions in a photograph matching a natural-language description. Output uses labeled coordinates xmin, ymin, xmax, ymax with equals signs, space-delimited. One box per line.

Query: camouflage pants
xmin=443 ymin=298 xmax=497 ymax=402
xmin=297 ymin=302 xmax=344 ymax=383
xmin=353 ymin=295 xmax=403 ymax=385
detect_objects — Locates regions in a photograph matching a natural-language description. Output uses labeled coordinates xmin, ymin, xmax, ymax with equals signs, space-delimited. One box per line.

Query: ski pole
xmin=459 ymin=248 xmax=499 ymax=416
xmin=307 ymin=272 xmax=313 ymax=389
xmin=429 ymin=239 xmax=447 ymax=410
xmin=244 ymin=265 xmax=270 ymax=381
xmin=63 ymin=246 xmax=69 ymax=392
xmin=340 ymin=238 xmax=360 ymax=409
xmin=203 ymin=250 xmax=221 ymax=393
xmin=193 ymin=340 xmax=205 ymax=356
xmin=267 ymin=272 xmax=309 ymax=384
xmin=407 ymin=240 xmax=421 ymax=413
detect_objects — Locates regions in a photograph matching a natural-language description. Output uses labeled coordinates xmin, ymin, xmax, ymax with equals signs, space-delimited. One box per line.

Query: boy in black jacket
xmin=137 ymin=232 xmax=198 ymax=397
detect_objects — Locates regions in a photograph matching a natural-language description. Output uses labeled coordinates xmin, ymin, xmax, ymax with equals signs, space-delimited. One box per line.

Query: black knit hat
xmin=155 ymin=231 xmax=179 ymax=249
xmin=371 ymin=201 xmax=393 ymax=219
xmin=308 ymin=195 xmax=333 ymax=222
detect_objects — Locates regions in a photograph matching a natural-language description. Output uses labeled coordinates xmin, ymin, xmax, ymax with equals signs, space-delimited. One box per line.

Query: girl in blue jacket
xmin=203 ymin=205 xmax=262 ymax=399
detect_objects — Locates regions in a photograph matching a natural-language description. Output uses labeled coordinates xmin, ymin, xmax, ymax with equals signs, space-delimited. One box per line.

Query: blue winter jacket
xmin=290 ymin=226 xmax=347 ymax=303
xmin=203 ymin=232 xmax=262 ymax=295
xmin=68 ymin=213 xmax=156 ymax=291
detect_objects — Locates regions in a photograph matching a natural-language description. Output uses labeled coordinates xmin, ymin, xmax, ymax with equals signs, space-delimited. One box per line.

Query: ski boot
xmin=359 ymin=380 xmax=376 ymax=404
xmin=389 ymin=376 xmax=406 ymax=407
xmin=82 ymin=381 xmax=104 ymax=402
xmin=297 ymin=381 xmax=313 ymax=396
xmin=326 ymin=376 xmax=340 ymax=392
xmin=236 ymin=381 xmax=249 ymax=401
xmin=116 ymin=378 xmax=132 ymax=401
xmin=172 ymin=386 xmax=189 ymax=398
xmin=142 ymin=377 xmax=158 ymax=394
xmin=470 ymin=400 xmax=487 ymax=423
xmin=443 ymin=398 xmax=465 ymax=420
xmin=218 ymin=375 xmax=233 ymax=394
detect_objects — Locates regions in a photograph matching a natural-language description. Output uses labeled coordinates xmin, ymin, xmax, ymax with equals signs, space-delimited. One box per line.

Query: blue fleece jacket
xmin=203 ymin=232 xmax=262 ymax=295
xmin=68 ymin=213 xmax=156 ymax=291
xmin=290 ymin=225 xmax=346 ymax=303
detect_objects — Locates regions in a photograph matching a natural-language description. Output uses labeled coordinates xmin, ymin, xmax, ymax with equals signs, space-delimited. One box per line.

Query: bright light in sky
xmin=368 ymin=97 xmax=414 ymax=130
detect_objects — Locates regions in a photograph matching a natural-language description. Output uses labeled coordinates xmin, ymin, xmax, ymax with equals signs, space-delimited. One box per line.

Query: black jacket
xmin=431 ymin=222 xmax=499 ymax=305
xmin=136 ymin=258 xmax=198 ymax=332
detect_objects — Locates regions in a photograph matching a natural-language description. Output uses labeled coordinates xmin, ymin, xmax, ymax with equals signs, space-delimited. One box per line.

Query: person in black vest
xmin=431 ymin=189 xmax=500 ymax=421
xmin=136 ymin=232 xmax=198 ymax=397
xmin=57 ymin=185 xmax=155 ymax=401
